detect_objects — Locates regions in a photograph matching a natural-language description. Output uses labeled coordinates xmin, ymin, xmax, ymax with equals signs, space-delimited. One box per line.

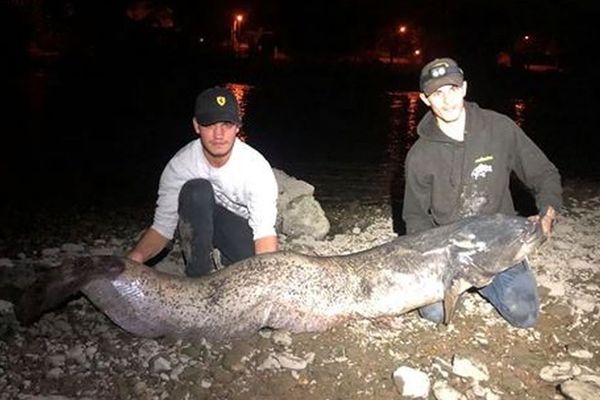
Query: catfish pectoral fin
xmin=442 ymin=280 xmax=464 ymax=325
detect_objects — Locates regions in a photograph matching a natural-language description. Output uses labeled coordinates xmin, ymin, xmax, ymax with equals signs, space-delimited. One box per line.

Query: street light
xmin=232 ymin=14 xmax=244 ymax=53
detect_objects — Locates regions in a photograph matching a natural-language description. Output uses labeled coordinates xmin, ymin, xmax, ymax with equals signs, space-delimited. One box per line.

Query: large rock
xmin=274 ymin=169 xmax=330 ymax=240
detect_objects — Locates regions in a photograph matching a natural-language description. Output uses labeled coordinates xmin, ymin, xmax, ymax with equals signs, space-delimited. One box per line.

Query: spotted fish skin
xmin=15 ymin=214 xmax=544 ymax=341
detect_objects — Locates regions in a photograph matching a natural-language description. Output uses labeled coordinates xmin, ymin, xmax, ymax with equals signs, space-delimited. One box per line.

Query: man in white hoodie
xmin=128 ymin=87 xmax=278 ymax=277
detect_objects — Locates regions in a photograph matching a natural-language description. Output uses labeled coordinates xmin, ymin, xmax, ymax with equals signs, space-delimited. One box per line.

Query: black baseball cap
xmin=419 ymin=57 xmax=464 ymax=96
xmin=194 ymin=87 xmax=242 ymax=126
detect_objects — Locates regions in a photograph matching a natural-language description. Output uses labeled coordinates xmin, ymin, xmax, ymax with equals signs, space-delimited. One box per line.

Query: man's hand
xmin=529 ymin=206 xmax=557 ymax=236
xmin=254 ymin=235 xmax=278 ymax=255
xmin=127 ymin=228 xmax=170 ymax=264
xmin=127 ymin=250 xmax=145 ymax=264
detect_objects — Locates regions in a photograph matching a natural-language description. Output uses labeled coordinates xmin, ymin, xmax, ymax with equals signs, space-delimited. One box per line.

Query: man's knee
xmin=480 ymin=261 xmax=540 ymax=328
xmin=502 ymin=293 xmax=539 ymax=328
xmin=502 ymin=264 xmax=540 ymax=328
xmin=179 ymin=179 xmax=214 ymax=210
xmin=418 ymin=302 xmax=444 ymax=324
xmin=508 ymin=311 xmax=538 ymax=328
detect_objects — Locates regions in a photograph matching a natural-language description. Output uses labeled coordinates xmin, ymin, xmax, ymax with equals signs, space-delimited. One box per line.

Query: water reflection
xmin=26 ymin=71 xmax=51 ymax=115
xmin=512 ymin=98 xmax=527 ymax=127
xmin=225 ymin=82 xmax=253 ymax=142
xmin=386 ymin=90 xmax=421 ymax=166
xmin=219 ymin=87 xmax=428 ymax=207
xmin=9 ymin=65 xmax=591 ymax=217
xmin=384 ymin=90 xmax=423 ymax=222
xmin=225 ymin=82 xmax=252 ymax=118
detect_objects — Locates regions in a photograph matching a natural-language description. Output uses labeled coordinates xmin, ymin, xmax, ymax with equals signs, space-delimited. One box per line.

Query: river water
xmin=3 ymin=60 xmax=598 ymax=220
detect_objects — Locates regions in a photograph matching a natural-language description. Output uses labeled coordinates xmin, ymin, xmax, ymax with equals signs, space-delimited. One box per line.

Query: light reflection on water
xmin=386 ymin=90 xmax=420 ymax=165
xmin=224 ymin=83 xmax=549 ymax=208
xmin=227 ymin=83 xmax=552 ymax=207
xmin=226 ymin=82 xmax=252 ymax=119
xmin=230 ymin=83 xmax=426 ymax=206
xmin=512 ymin=98 xmax=527 ymax=127
xmin=381 ymin=90 xmax=422 ymax=206
xmin=9 ymin=68 xmax=590 ymax=216
xmin=225 ymin=82 xmax=253 ymax=142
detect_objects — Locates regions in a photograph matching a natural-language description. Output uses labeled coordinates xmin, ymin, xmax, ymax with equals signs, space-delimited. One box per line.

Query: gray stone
xmin=61 ymin=243 xmax=85 ymax=253
xmin=451 ymin=355 xmax=489 ymax=381
xmin=432 ymin=380 xmax=467 ymax=400
xmin=280 ymin=196 xmax=330 ymax=239
xmin=0 ymin=258 xmax=14 ymax=267
xmin=274 ymin=168 xmax=330 ymax=239
xmin=539 ymin=361 xmax=582 ymax=382
xmin=393 ymin=366 xmax=430 ymax=398
xmin=560 ymin=378 xmax=600 ymax=400
xmin=151 ymin=356 xmax=172 ymax=373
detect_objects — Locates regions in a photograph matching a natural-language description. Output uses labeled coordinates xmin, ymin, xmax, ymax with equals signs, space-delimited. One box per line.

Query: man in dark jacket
xmin=403 ymin=57 xmax=562 ymax=328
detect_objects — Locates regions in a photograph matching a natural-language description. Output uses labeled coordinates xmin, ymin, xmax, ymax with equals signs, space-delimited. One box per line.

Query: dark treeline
xmin=2 ymin=0 xmax=598 ymax=68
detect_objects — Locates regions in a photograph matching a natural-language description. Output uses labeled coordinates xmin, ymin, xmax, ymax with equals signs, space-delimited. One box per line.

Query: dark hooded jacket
xmin=402 ymin=101 xmax=562 ymax=234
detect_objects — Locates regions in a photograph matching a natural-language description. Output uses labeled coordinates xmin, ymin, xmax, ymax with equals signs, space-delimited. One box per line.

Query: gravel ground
xmin=1 ymin=179 xmax=599 ymax=400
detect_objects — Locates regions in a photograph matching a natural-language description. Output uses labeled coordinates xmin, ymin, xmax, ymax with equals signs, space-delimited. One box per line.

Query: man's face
xmin=194 ymin=120 xmax=239 ymax=161
xmin=420 ymin=81 xmax=467 ymax=123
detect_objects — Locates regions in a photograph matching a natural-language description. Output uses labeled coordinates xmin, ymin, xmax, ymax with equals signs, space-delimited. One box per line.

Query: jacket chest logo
xmin=471 ymin=155 xmax=494 ymax=180
xmin=471 ymin=163 xmax=493 ymax=179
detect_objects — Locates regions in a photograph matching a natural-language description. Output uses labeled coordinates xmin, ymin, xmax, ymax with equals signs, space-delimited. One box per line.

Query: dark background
xmin=1 ymin=0 xmax=599 ymax=253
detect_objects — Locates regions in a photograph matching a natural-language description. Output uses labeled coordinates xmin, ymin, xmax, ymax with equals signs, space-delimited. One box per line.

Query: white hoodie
xmin=151 ymin=138 xmax=278 ymax=240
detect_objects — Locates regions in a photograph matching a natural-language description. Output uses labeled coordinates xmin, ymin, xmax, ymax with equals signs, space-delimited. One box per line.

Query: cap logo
xmin=430 ymin=63 xmax=449 ymax=78
xmin=216 ymin=96 xmax=226 ymax=106
xmin=427 ymin=63 xmax=463 ymax=80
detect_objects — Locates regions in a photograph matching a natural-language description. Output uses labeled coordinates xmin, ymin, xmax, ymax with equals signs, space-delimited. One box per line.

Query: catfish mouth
xmin=525 ymin=219 xmax=545 ymax=244
xmin=514 ymin=220 xmax=545 ymax=260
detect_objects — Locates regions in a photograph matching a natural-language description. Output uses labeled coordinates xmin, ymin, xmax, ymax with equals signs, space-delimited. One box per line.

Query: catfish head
xmin=441 ymin=213 xmax=545 ymax=323
xmin=447 ymin=213 xmax=545 ymax=283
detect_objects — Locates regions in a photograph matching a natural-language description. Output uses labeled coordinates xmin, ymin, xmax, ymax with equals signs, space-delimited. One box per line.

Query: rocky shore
xmin=1 ymin=179 xmax=599 ymax=400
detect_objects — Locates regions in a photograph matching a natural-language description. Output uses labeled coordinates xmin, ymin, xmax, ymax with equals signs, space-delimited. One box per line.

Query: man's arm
xmin=245 ymin=162 xmax=279 ymax=254
xmin=402 ymin=151 xmax=435 ymax=234
xmin=254 ymin=235 xmax=278 ymax=254
xmin=511 ymin=123 xmax=563 ymax=213
xmin=128 ymin=227 xmax=170 ymax=263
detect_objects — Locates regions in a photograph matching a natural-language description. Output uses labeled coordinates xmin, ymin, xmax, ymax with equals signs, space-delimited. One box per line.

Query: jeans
xmin=178 ymin=179 xmax=254 ymax=277
xmin=418 ymin=260 xmax=540 ymax=328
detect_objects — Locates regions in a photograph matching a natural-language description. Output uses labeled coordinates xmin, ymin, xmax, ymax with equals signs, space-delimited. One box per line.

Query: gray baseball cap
xmin=419 ymin=57 xmax=464 ymax=96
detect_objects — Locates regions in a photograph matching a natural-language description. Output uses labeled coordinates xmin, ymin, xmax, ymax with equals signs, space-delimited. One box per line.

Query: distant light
xmin=236 ymin=14 xmax=243 ymax=22
xmin=199 ymin=37 xmax=205 ymax=43
xmin=414 ymin=49 xmax=421 ymax=56
xmin=399 ymin=25 xmax=407 ymax=34
xmin=524 ymin=35 xmax=530 ymax=41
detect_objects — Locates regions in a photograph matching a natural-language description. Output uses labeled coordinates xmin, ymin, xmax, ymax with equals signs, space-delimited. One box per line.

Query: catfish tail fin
xmin=0 ymin=263 xmax=37 ymax=304
xmin=16 ymin=255 xmax=125 ymax=325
